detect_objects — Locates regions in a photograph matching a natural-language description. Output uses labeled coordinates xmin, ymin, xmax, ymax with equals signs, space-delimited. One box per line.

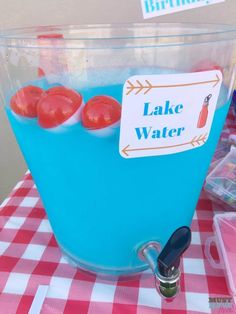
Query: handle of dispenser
xmin=204 ymin=236 xmax=223 ymax=269
xmin=158 ymin=226 xmax=191 ymax=277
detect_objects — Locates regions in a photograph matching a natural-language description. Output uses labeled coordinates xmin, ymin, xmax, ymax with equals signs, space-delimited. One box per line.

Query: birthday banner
xmin=141 ymin=0 xmax=225 ymax=19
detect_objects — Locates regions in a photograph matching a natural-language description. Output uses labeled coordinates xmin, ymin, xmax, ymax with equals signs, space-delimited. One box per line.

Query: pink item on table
xmin=219 ymin=215 xmax=236 ymax=288
xmin=205 ymin=212 xmax=236 ymax=297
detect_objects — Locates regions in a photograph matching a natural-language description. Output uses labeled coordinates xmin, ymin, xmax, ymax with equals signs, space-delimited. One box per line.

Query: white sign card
xmin=141 ymin=0 xmax=225 ymax=19
xmin=119 ymin=71 xmax=222 ymax=159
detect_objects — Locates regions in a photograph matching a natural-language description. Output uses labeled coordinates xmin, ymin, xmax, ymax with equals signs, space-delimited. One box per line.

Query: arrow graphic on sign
xmin=122 ymin=134 xmax=208 ymax=157
xmin=126 ymin=74 xmax=221 ymax=95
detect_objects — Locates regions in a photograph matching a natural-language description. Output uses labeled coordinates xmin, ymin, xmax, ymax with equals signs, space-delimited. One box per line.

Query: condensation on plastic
xmin=0 ymin=24 xmax=235 ymax=108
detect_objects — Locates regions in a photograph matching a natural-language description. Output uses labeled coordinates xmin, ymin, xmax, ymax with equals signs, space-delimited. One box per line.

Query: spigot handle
xmin=158 ymin=226 xmax=191 ymax=277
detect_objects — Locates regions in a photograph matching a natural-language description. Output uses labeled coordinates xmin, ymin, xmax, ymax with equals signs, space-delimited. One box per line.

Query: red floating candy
xmin=46 ymin=86 xmax=83 ymax=109
xmin=10 ymin=85 xmax=45 ymax=118
xmin=82 ymin=95 xmax=121 ymax=130
xmin=37 ymin=86 xmax=83 ymax=129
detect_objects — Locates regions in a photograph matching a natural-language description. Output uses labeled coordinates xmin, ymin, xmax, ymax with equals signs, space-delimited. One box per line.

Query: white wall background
xmin=0 ymin=0 xmax=236 ymax=201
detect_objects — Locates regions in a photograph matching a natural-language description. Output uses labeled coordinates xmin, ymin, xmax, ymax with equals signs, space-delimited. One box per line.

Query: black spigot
xmin=157 ymin=226 xmax=191 ymax=298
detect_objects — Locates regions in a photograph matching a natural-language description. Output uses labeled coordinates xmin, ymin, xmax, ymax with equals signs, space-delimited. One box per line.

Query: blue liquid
xmin=6 ymin=80 xmax=231 ymax=274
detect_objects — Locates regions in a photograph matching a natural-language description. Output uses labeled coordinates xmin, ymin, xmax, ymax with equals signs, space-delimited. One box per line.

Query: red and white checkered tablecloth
xmin=0 ymin=108 xmax=236 ymax=314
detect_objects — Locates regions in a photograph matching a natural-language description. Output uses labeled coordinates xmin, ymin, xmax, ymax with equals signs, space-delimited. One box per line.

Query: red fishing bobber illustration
xmin=197 ymin=94 xmax=212 ymax=128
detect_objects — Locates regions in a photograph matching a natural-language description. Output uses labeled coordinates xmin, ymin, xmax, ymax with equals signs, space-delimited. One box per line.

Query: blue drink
xmin=6 ymin=76 xmax=231 ymax=274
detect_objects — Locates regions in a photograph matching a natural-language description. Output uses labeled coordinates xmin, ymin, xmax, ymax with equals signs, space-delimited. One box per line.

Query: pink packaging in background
xmin=205 ymin=212 xmax=236 ymax=296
